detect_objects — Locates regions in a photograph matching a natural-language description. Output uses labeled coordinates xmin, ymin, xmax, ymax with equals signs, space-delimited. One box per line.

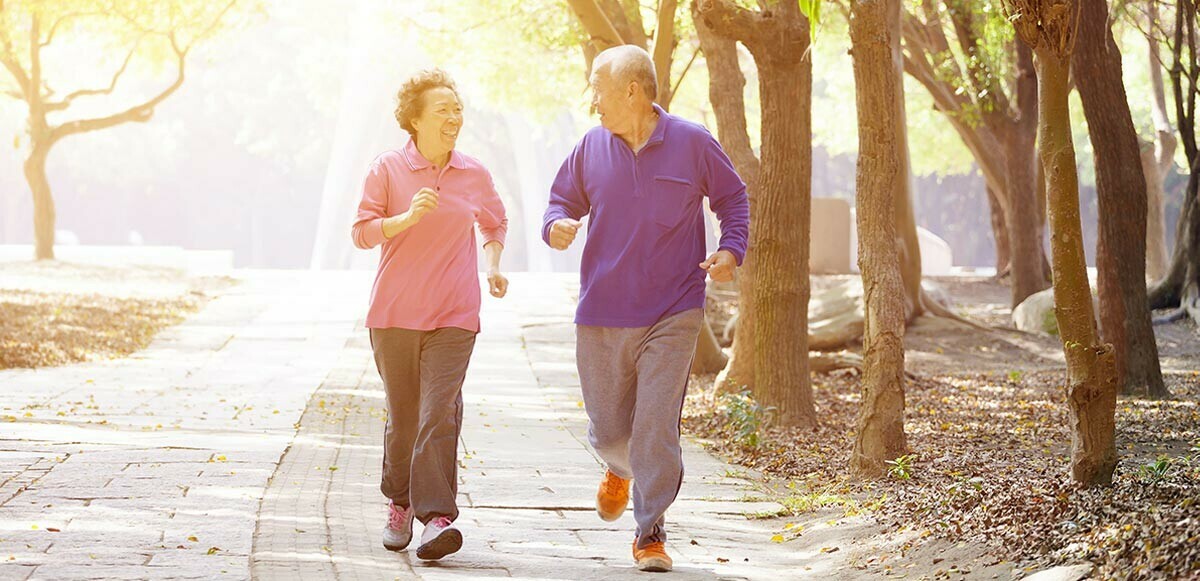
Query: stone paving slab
xmin=2 ymin=270 xmax=1025 ymax=580
xmin=0 ymin=270 xmax=371 ymax=581
xmin=250 ymin=274 xmax=841 ymax=580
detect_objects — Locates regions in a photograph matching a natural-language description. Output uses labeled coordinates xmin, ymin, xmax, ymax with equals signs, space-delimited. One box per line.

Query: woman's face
xmin=413 ymin=86 xmax=463 ymax=153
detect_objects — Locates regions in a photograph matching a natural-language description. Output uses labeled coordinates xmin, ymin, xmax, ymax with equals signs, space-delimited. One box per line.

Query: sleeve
xmin=701 ymin=133 xmax=750 ymax=266
xmin=477 ymin=171 xmax=509 ymax=247
xmin=351 ymin=160 xmax=391 ymax=250
xmin=541 ymin=140 xmax=592 ymax=246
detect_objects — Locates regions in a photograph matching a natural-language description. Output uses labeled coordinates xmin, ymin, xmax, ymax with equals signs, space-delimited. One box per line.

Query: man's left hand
xmin=699 ymin=250 xmax=737 ymax=283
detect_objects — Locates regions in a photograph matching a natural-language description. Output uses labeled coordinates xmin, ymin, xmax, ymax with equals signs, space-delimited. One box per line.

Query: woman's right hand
xmin=405 ymin=187 xmax=439 ymax=222
xmin=382 ymin=188 xmax=439 ymax=239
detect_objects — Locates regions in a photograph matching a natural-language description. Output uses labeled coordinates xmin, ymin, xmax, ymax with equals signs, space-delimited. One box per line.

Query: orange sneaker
xmin=632 ymin=538 xmax=673 ymax=572
xmin=595 ymin=470 xmax=631 ymax=522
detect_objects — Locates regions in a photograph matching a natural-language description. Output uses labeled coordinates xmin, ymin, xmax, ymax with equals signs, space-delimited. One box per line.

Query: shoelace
xmin=388 ymin=504 xmax=410 ymax=529
xmin=638 ymin=541 xmax=665 ymax=555
xmin=603 ymin=474 xmax=626 ymax=496
xmin=430 ymin=516 xmax=453 ymax=529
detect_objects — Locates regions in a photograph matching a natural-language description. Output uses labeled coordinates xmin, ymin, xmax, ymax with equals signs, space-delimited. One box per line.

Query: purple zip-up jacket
xmin=542 ymin=104 xmax=750 ymax=327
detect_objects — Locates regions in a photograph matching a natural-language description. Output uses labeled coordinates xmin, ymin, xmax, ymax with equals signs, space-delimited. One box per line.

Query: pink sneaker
xmin=416 ymin=516 xmax=462 ymax=560
xmin=382 ymin=501 xmax=414 ymax=551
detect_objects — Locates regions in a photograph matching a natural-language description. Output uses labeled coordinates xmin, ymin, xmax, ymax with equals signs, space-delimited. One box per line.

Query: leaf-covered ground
xmin=0 ymin=261 xmax=231 ymax=370
xmin=685 ymin=276 xmax=1200 ymax=579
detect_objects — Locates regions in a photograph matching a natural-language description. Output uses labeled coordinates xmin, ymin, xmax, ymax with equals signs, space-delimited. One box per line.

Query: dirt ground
xmin=0 ymin=261 xmax=233 ymax=369
xmin=686 ymin=275 xmax=1200 ymax=579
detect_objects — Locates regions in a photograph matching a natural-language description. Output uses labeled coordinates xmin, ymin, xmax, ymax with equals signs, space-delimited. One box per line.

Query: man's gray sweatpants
xmin=575 ymin=308 xmax=704 ymax=548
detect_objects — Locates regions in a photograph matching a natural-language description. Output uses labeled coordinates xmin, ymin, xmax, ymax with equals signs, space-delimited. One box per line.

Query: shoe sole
xmin=382 ymin=540 xmax=410 ymax=552
xmin=637 ymin=557 xmax=672 ymax=572
xmin=596 ymin=498 xmax=627 ymax=522
xmin=416 ymin=528 xmax=463 ymax=560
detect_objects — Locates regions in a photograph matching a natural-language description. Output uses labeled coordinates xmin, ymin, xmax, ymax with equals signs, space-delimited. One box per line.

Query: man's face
xmin=590 ymin=68 xmax=632 ymax=135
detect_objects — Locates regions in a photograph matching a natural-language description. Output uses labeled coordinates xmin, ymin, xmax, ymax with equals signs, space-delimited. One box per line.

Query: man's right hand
xmin=549 ymin=218 xmax=583 ymax=250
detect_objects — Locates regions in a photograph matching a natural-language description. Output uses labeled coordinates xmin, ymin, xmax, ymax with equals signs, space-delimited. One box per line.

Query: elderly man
xmin=542 ymin=45 xmax=749 ymax=572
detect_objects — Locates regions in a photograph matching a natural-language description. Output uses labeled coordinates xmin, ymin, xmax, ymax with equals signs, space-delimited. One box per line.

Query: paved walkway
xmin=1 ymin=271 xmax=864 ymax=580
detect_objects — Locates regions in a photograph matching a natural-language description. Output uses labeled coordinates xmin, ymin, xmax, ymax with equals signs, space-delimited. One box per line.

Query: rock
xmin=1020 ymin=564 xmax=1094 ymax=581
xmin=1012 ymin=289 xmax=1099 ymax=336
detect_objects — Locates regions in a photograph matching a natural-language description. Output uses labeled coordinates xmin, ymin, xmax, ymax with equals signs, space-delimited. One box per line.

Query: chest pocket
xmin=651 ymin=175 xmax=695 ymax=228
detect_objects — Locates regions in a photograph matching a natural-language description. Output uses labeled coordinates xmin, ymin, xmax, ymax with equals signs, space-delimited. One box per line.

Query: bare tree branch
xmin=694 ymin=0 xmax=762 ymax=46
xmin=44 ymin=37 xmax=144 ymax=112
xmin=49 ymin=33 xmax=186 ymax=143
xmin=566 ymin=0 xmax=626 ymax=51
xmin=40 ymin=12 xmax=109 ymax=47
xmin=668 ymin=42 xmax=700 ymax=102
xmin=651 ymin=0 xmax=677 ymax=105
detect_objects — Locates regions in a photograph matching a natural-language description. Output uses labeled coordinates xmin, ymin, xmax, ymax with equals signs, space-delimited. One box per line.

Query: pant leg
xmin=629 ymin=308 xmax=704 ymax=547
xmin=371 ymin=327 xmax=423 ymax=507
xmin=410 ymin=326 xmax=477 ymax=525
xmin=576 ymin=323 xmax=640 ymax=479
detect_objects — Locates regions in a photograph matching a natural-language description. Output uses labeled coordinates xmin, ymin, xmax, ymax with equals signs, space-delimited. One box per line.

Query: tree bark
xmin=1146 ymin=0 xmax=1176 ymax=282
xmin=1073 ymin=0 xmax=1166 ymax=398
xmin=1143 ymin=145 xmax=1171 ymax=282
xmin=566 ymin=0 xmax=625 ymax=52
xmin=987 ymin=185 xmax=1011 ymax=275
xmin=892 ymin=34 xmax=924 ymax=320
xmin=1149 ymin=1 xmax=1200 ymax=323
xmin=694 ymin=2 xmax=761 ymax=394
xmin=651 ymin=0 xmax=678 ymax=106
xmin=698 ymin=0 xmax=815 ymax=426
xmin=25 ymin=145 xmax=54 ymax=260
xmin=1039 ymin=51 xmax=1118 ymax=487
xmin=999 ymin=41 xmax=1050 ymax=309
xmin=1008 ymin=0 xmax=1118 ymax=486
xmin=850 ymin=0 xmax=908 ymax=477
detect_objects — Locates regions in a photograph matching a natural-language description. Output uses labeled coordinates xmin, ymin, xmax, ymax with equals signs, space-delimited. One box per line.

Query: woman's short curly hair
xmin=394 ymin=68 xmax=459 ymax=137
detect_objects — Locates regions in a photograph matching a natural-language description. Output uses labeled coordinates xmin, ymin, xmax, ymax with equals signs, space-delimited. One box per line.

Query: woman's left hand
xmin=487 ymin=270 xmax=508 ymax=298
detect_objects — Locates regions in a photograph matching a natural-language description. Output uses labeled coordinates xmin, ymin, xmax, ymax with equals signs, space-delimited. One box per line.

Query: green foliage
xmin=799 ymin=0 xmax=822 ymax=42
xmin=886 ymin=453 xmax=917 ymax=480
xmin=1138 ymin=455 xmax=1174 ymax=485
xmin=721 ymin=389 xmax=774 ymax=448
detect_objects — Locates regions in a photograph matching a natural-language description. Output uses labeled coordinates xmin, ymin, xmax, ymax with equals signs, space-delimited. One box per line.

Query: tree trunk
xmin=850 ymin=0 xmax=908 ymax=477
xmin=651 ymin=0 xmax=678 ymax=107
xmin=1150 ymin=0 xmax=1200 ymax=322
xmin=892 ymin=44 xmax=924 ymax=320
xmin=749 ymin=56 xmax=815 ymax=427
xmin=25 ymin=142 xmax=55 ymax=261
xmin=1073 ymin=0 xmax=1166 ymax=398
xmin=1146 ymin=0 xmax=1176 ymax=282
xmin=1035 ymin=48 xmax=1118 ymax=487
xmin=1143 ymin=146 xmax=1171 ymax=282
xmin=988 ymin=185 xmax=1011 ymax=275
xmin=694 ymin=4 xmax=761 ymax=394
xmin=697 ymin=0 xmax=816 ymax=426
xmin=1000 ymin=42 xmax=1049 ymax=309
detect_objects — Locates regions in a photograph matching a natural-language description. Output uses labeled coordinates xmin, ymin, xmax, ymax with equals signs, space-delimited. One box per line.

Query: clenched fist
xmin=549 ymin=218 xmax=583 ymax=250
xmin=487 ymin=269 xmax=509 ymax=298
xmin=699 ymin=250 xmax=737 ymax=283
xmin=406 ymin=187 xmax=439 ymax=222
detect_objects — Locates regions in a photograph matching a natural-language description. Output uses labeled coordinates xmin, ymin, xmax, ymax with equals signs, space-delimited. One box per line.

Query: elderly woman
xmin=351 ymin=68 xmax=508 ymax=561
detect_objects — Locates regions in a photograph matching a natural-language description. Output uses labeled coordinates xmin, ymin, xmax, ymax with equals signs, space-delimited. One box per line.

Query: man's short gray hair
xmin=593 ymin=45 xmax=658 ymax=101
